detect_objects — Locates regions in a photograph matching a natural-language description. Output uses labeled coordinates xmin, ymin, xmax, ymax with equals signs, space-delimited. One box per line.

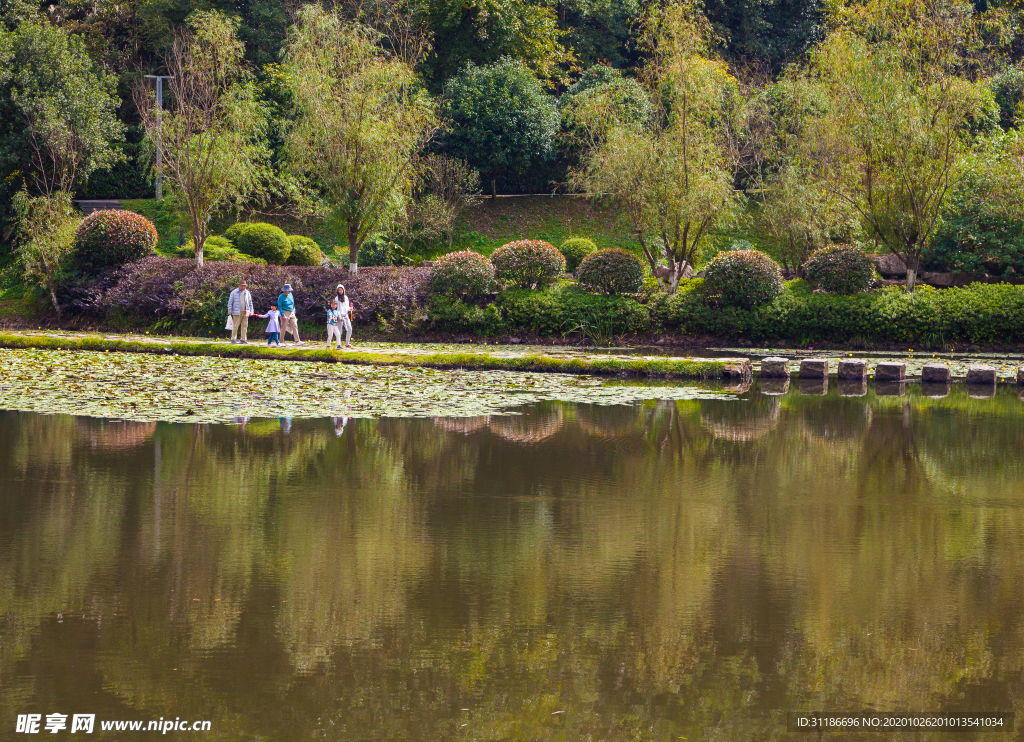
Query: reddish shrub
xmin=73 ymin=209 xmax=158 ymax=274
xmin=576 ymin=248 xmax=645 ymax=294
xmin=491 ymin=240 xmax=565 ymax=289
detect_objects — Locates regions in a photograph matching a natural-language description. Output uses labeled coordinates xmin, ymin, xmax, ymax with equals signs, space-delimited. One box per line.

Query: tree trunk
xmin=904 ymin=254 xmax=919 ymax=292
xmin=491 ymin=176 xmax=497 ymax=199
xmin=348 ymin=232 xmax=359 ymax=276
xmin=47 ymin=273 xmax=61 ymax=320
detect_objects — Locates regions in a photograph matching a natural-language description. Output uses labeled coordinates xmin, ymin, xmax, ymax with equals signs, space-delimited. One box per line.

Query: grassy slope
xmin=0 ymin=331 xmax=750 ymax=380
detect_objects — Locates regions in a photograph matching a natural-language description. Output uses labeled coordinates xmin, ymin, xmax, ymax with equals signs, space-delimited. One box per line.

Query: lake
xmin=2 ymin=381 xmax=1023 ymax=740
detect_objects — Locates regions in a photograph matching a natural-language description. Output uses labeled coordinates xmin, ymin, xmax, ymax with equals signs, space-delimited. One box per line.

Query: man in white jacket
xmin=227 ymin=279 xmax=254 ymax=344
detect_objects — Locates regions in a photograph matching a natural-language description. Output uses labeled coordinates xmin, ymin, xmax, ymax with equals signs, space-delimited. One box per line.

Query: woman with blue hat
xmin=277 ymin=283 xmax=302 ymax=344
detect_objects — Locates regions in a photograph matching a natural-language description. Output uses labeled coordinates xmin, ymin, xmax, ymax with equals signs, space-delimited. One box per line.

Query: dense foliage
xmin=491 ymin=240 xmax=565 ymax=289
xmin=286 ymin=236 xmax=323 ymax=267
xmin=73 ymin=210 xmax=158 ymax=275
xmin=803 ymin=244 xmax=875 ymax=294
xmin=428 ymin=250 xmax=495 ymax=300
xmin=575 ymin=248 xmax=645 ymax=294
xmin=702 ymin=249 xmax=784 ymax=308
xmin=226 ymin=222 xmax=291 ymax=264
xmin=558 ymin=237 xmax=597 ymax=272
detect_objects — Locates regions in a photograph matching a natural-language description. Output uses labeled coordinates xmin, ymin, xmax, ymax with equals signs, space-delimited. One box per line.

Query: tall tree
xmin=440 ymin=57 xmax=559 ymax=198
xmin=796 ymin=0 xmax=992 ymax=290
xmin=0 ymin=18 xmax=123 ymax=220
xmin=138 ymin=10 xmax=271 ymax=268
xmin=281 ymin=5 xmax=438 ymax=274
xmin=570 ymin=2 xmax=744 ymax=293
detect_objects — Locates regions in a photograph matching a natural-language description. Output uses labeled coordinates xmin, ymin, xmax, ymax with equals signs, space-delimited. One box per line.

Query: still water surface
xmin=2 ymin=383 xmax=1024 ymax=740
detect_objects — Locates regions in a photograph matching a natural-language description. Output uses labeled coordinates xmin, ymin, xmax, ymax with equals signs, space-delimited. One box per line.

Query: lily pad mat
xmin=0 ymin=331 xmax=739 ymax=379
xmin=719 ymin=347 xmax=1024 ymax=380
xmin=0 ymin=348 xmax=734 ymax=423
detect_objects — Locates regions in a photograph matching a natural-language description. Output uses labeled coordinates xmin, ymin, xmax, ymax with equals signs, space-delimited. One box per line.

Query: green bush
xmin=429 ymin=250 xmax=495 ymax=300
xmin=498 ymin=284 xmax=652 ymax=338
xmin=427 ymin=295 xmax=504 ymax=335
xmin=286 ymin=235 xmax=323 ymax=266
xmin=702 ymin=249 xmax=783 ymax=308
xmin=559 ymin=237 xmax=597 ymax=273
xmin=358 ymin=235 xmax=406 ymax=267
xmin=178 ymin=236 xmax=268 ymax=264
xmin=491 ymin=240 xmax=565 ymax=289
xmin=803 ymin=244 xmax=875 ymax=294
xmin=73 ymin=209 xmax=158 ymax=274
xmin=576 ymin=248 xmax=645 ymax=294
xmin=226 ymin=222 xmax=291 ymax=264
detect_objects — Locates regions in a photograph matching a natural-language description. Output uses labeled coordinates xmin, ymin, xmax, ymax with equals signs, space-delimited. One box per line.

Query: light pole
xmin=144 ymin=75 xmax=173 ymax=201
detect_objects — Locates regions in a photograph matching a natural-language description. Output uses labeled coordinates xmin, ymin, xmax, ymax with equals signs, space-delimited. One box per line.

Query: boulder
xmin=921 ymin=363 xmax=951 ymax=383
xmin=872 ymin=253 xmax=907 ymax=278
xmin=798 ymin=358 xmax=828 ymax=379
xmin=1017 ymin=365 xmax=1024 ymax=386
xmin=760 ymin=357 xmax=790 ymax=378
xmin=921 ymin=272 xmax=953 ymax=288
xmin=965 ymin=365 xmax=997 ymax=385
xmin=874 ymin=361 xmax=906 ymax=381
xmin=837 ymin=358 xmax=868 ymax=380
xmin=723 ymin=359 xmax=753 ymax=381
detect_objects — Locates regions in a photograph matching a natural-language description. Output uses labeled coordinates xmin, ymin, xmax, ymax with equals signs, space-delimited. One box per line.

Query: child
xmin=326 ymin=299 xmax=343 ymax=350
xmin=256 ymin=305 xmax=282 ymax=346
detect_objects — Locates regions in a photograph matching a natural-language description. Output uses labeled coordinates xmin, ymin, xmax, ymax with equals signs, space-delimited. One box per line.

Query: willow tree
xmin=796 ymin=0 xmax=991 ymax=291
xmin=282 ymin=6 xmax=438 ymax=275
xmin=138 ymin=11 xmax=271 ymax=268
xmin=570 ymin=3 xmax=743 ymax=293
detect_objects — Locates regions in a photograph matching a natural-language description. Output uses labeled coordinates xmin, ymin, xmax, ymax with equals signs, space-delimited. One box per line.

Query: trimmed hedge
xmin=491 ymin=240 xmax=565 ymax=289
xmin=73 ymin=209 xmax=158 ymax=274
xmin=226 ymin=223 xmax=291 ymax=264
xmin=803 ymin=244 xmax=875 ymax=294
xmin=702 ymin=249 xmax=783 ymax=308
xmin=558 ymin=237 xmax=597 ymax=273
xmin=429 ymin=250 xmax=495 ymax=300
xmin=576 ymin=248 xmax=645 ymax=294
xmin=286 ymin=236 xmax=323 ymax=267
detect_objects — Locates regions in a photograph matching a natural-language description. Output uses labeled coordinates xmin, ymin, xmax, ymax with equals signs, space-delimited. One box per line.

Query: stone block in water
xmin=798 ymin=358 xmax=828 ymax=379
xmin=921 ymin=363 xmax=951 ymax=383
xmin=965 ymin=365 xmax=997 ymax=385
xmin=874 ymin=361 xmax=906 ymax=381
xmin=837 ymin=358 xmax=867 ymax=380
xmin=760 ymin=357 xmax=790 ymax=378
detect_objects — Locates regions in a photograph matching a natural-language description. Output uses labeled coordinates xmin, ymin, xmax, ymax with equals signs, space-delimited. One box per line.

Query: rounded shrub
xmin=73 ymin=209 xmax=158 ymax=274
xmin=702 ymin=249 xmax=784 ymax=308
xmin=286 ymin=235 xmax=323 ymax=266
xmin=491 ymin=240 xmax=566 ymax=289
xmin=227 ymin=222 xmax=291 ymax=264
xmin=429 ymin=250 xmax=495 ymax=300
xmin=576 ymin=248 xmax=645 ymax=295
xmin=558 ymin=237 xmax=597 ymax=273
xmin=803 ymin=243 xmax=875 ymax=294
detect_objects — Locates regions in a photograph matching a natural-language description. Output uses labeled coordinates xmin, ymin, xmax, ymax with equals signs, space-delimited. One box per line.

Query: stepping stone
xmin=921 ymin=363 xmax=951 ymax=383
xmin=965 ymin=365 xmax=997 ymax=385
xmin=875 ymin=381 xmax=906 ymax=397
xmin=760 ymin=377 xmax=790 ymax=395
xmin=837 ymin=358 xmax=868 ymax=380
xmin=837 ymin=378 xmax=867 ymax=397
xmin=760 ymin=357 xmax=790 ymax=378
xmin=798 ymin=358 xmax=828 ymax=379
xmin=798 ymin=377 xmax=828 ymax=395
xmin=874 ymin=361 xmax=906 ymax=381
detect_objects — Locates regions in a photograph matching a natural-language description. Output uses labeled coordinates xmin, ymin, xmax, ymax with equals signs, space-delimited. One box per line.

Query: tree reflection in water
xmin=2 ymin=384 xmax=1024 ymax=740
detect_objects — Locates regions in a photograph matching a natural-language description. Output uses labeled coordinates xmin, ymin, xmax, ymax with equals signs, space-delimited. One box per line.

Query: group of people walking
xmin=226 ymin=281 xmax=354 ymax=350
